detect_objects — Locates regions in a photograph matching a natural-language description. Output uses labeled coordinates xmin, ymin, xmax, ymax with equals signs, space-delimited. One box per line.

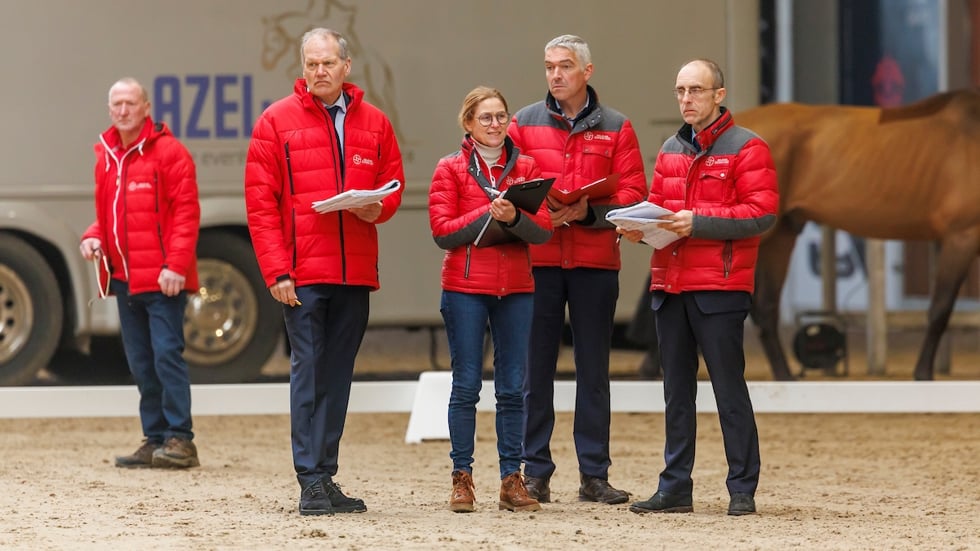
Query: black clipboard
xmin=474 ymin=177 xmax=556 ymax=248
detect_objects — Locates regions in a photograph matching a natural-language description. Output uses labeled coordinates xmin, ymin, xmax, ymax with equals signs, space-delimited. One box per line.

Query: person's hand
xmin=349 ymin=201 xmax=382 ymax=222
xmin=270 ymin=279 xmax=301 ymax=307
xmin=549 ymin=195 xmax=588 ymax=227
xmin=158 ymin=268 xmax=186 ymax=297
xmin=616 ymin=227 xmax=645 ymax=243
xmin=490 ymin=197 xmax=517 ymax=224
xmin=663 ymin=209 xmax=693 ymax=237
xmin=80 ymin=238 xmax=102 ymax=260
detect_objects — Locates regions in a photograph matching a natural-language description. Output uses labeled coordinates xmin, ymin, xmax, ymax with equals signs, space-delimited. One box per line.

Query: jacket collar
xmin=677 ymin=106 xmax=734 ymax=153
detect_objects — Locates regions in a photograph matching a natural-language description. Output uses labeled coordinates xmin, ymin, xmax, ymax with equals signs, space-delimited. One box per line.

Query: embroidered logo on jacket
xmin=128 ymin=181 xmax=153 ymax=191
xmin=584 ymin=131 xmax=613 ymax=142
xmin=705 ymin=156 xmax=731 ymax=167
xmin=352 ymin=154 xmax=374 ymax=166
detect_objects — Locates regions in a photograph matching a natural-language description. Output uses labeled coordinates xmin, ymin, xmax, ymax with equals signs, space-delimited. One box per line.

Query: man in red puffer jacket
xmin=81 ymin=77 xmax=201 ymax=471
xmin=244 ymin=28 xmax=404 ymax=517
xmin=626 ymin=59 xmax=778 ymax=518
xmin=509 ymin=34 xmax=648 ymax=505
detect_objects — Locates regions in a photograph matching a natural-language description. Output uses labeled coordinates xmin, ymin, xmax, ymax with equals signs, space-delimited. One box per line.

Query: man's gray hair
xmin=545 ymin=34 xmax=591 ymax=68
xmin=300 ymin=28 xmax=350 ymax=64
xmin=108 ymin=77 xmax=149 ymax=103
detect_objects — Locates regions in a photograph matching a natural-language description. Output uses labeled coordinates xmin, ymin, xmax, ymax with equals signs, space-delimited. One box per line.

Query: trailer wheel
xmin=184 ymin=231 xmax=279 ymax=383
xmin=0 ymin=234 xmax=63 ymax=385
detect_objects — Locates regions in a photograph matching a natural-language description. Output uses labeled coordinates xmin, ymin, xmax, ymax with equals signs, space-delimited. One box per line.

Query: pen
xmin=292 ymin=299 xmax=302 ymax=307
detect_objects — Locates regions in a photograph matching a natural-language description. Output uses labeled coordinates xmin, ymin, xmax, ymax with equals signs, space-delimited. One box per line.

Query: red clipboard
xmin=547 ymin=173 xmax=620 ymax=205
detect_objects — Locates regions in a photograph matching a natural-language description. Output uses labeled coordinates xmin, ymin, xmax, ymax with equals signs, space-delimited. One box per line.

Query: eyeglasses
xmin=476 ymin=112 xmax=510 ymax=127
xmin=673 ymin=87 xmax=719 ymax=99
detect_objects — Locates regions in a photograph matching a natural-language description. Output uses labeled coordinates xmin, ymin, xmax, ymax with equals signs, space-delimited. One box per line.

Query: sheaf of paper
xmin=312 ymin=179 xmax=401 ymax=214
xmin=606 ymin=202 xmax=680 ymax=249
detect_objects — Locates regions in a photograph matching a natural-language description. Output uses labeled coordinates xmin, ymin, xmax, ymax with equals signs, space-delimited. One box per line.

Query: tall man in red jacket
xmin=81 ymin=78 xmax=201 ymax=470
xmin=508 ymin=34 xmax=648 ymax=504
xmin=245 ymin=28 xmax=404 ymax=516
xmin=624 ymin=59 xmax=778 ymax=516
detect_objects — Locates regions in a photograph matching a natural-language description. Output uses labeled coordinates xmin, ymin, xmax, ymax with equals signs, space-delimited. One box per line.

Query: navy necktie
xmin=327 ymin=105 xmax=344 ymax=178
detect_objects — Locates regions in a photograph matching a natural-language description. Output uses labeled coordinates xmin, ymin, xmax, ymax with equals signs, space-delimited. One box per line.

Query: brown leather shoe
xmin=115 ymin=440 xmax=161 ymax=469
xmin=579 ymin=474 xmax=629 ymax=504
xmin=449 ymin=471 xmax=476 ymax=513
xmin=499 ymin=472 xmax=542 ymax=512
xmin=151 ymin=437 xmax=200 ymax=469
xmin=449 ymin=470 xmax=476 ymax=513
xmin=524 ymin=475 xmax=551 ymax=503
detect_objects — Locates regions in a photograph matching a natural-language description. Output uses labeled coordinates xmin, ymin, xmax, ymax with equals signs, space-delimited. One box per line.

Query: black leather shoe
xmin=524 ymin=475 xmax=551 ymax=503
xmin=629 ymin=491 xmax=693 ymax=514
xmin=299 ymin=479 xmax=334 ymax=516
xmin=322 ymin=477 xmax=367 ymax=513
xmin=579 ymin=474 xmax=629 ymax=505
xmin=728 ymin=493 xmax=756 ymax=516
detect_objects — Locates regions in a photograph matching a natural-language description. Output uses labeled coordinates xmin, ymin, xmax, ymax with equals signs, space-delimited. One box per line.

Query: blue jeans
xmin=111 ymin=279 xmax=193 ymax=442
xmin=442 ymin=291 xmax=533 ymax=479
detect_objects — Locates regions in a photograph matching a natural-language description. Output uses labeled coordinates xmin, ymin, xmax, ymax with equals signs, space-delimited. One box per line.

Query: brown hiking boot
xmin=499 ymin=472 xmax=541 ymax=512
xmin=115 ymin=440 xmax=161 ymax=469
xmin=151 ymin=437 xmax=200 ymax=469
xmin=449 ymin=470 xmax=476 ymax=513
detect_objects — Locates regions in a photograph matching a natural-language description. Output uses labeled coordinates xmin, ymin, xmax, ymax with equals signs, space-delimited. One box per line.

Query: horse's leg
xmin=751 ymin=217 xmax=801 ymax=381
xmin=913 ymin=228 xmax=980 ymax=380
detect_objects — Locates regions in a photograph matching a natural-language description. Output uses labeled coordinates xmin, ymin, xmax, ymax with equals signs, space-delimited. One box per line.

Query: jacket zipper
xmin=723 ymin=240 xmax=733 ymax=278
xmin=154 ymin=170 xmax=166 ymax=266
xmin=285 ymin=142 xmax=298 ymax=269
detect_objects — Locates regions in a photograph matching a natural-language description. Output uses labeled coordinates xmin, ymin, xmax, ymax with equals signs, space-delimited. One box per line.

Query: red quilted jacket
xmin=83 ymin=117 xmax=200 ymax=295
xmin=429 ymin=136 xmax=552 ymax=295
xmin=648 ymin=109 xmax=779 ymax=293
xmin=508 ymin=86 xmax=648 ymax=270
xmin=245 ymin=80 xmax=404 ymax=290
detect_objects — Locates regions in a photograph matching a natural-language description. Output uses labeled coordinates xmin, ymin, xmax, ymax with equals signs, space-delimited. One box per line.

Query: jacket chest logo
xmin=705 ymin=156 xmax=730 ymax=167
xmin=352 ymin=154 xmax=374 ymax=166
xmin=127 ymin=181 xmax=153 ymax=192
xmin=584 ymin=131 xmax=612 ymax=142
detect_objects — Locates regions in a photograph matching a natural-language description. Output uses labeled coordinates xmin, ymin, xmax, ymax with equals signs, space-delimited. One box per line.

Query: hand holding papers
xmin=548 ymin=174 xmax=619 ymax=205
xmin=312 ymin=179 xmax=401 ymax=214
xmin=605 ymin=201 xmax=680 ymax=249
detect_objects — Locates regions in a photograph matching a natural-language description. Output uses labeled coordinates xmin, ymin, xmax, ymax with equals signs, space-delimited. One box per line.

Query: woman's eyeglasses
xmin=476 ymin=112 xmax=510 ymax=127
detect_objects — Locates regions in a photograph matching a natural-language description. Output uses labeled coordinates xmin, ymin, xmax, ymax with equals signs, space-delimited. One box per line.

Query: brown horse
xmin=737 ymin=89 xmax=980 ymax=380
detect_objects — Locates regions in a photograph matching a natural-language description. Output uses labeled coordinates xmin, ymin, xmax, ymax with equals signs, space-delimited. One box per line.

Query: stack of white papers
xmin=605 ymin=201 xmax=679 ymax=249
xmin=312 ymin=179 xmax=401 ymax=214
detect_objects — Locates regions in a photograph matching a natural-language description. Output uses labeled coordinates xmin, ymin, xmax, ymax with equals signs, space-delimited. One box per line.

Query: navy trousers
xmin=523 ymin=267 xmax=618 ymax=480
xmin=283 ymin=284 xmax=369 ymax=489
xmin=653 ymin=290 xmax=760 ymax=497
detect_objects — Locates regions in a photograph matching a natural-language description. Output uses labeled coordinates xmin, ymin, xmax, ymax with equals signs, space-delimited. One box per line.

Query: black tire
xmin=0 ymin=234 xmax=64 ymax=385
xmin=184 ymin=231 xmax=279 ymax=383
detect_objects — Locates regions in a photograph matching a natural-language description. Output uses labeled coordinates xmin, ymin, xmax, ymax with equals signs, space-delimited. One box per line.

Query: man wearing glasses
xmin=508 ymin=34 xmax=648 ymax=505
xmin=80 ymin=77 xmax=201 ymax=470
xmin=623 ymin=59 xmax=778 ymax=516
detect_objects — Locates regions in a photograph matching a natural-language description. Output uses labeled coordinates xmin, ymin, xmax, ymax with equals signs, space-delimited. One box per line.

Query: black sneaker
xmin=728 ymin=493 xmax=756 ymax=516
xmin=629 ymin=491 xmax=693 ymax=514
xmin=321 ymin=478 xmax=367 ymax=513
xmin=299 ymin=479 xmax=334 ymax=516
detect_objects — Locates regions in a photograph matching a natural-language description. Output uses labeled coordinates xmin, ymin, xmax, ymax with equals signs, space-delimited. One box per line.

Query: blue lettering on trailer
xmin=153 ymin=75 xmax=275 ymax=139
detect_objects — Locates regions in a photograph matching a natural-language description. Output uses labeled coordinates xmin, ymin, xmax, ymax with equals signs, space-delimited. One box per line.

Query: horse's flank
xmin=736 ymin=89 xmax=980 ymax=241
